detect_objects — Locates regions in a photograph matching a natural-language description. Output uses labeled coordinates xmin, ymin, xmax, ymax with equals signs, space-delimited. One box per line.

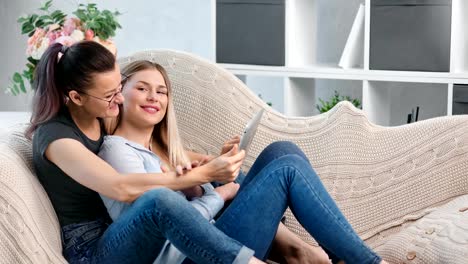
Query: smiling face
xmin=80 ymin=64 xmax=124 ymax=118
xmin=120 ymin=69 xmax=169 ymax=128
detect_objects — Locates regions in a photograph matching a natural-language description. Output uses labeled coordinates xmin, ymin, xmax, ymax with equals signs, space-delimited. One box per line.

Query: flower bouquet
xmin=7 ymin=0 xmax=121 ymax=95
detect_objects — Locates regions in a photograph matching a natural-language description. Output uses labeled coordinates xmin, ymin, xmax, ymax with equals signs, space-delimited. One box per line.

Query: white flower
xmin=55 ymin=36 xmax=76 ymax=47
xmin=70 ymin=29 xmax=84 ymax=42
xmin=48 ymin=24 xmax=61 ymax=32
xmin=31 ymin=37 xmax=50 ymax=60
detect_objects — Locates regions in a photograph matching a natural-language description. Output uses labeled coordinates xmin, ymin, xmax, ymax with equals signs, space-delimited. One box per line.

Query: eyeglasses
xmin=80 ymin=87 xmax=122 ymax=106
xmin=79 ymin=74 xmax=126 ymax=106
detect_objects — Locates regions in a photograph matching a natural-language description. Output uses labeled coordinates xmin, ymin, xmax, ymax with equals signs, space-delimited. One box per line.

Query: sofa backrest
xmin=0 ymin=126 xmax=66 ymax=263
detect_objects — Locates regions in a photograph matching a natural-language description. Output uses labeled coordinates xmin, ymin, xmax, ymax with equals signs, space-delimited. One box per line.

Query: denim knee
xmin=260 ymin=141 xmax=309 ymax=162
xmin=132 ymin=187 xmax=182 ymax=214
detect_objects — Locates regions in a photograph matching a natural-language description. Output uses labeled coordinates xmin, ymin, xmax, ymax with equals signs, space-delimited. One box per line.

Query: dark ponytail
xmin=26 ymin=41 xmax=116 ymax=139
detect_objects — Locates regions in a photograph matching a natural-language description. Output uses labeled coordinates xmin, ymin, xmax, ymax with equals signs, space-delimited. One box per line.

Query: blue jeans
xmin=62 ymin=141 xmax=381 ymax=264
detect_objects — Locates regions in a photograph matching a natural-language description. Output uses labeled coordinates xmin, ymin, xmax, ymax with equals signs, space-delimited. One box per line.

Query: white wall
xmin=0 ymin=0 xmax=212 ymax=111
xmin=245 ymin=76 xmax=285 ymax=113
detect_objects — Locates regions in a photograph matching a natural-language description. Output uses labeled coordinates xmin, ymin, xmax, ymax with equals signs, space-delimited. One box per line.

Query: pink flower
xmin=47 ymin=24 xmax=61 ymax=32
xmin=70 ymin=30 xmax=84 ymax=42
xmin=63 ymin=17 xmax=81 ymax=35
xmin=46 ymin=30 xmax=62 ymax=43
xmin=26 ymin=28 xmax=46 ymax=57
xmin=29 ymin=38 xmax=50 ymax=60
xmin=85 ymin=29 xmax=94 ymax=40
xmin=55 ymin=35 xmax=77 ymax=47
xmin=27 ymin=28 xmax=45 ymax=47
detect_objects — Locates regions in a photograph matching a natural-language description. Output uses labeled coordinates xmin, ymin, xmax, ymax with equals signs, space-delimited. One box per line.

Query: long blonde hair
xmin=107 ymin=60 xmax=189 ymax=168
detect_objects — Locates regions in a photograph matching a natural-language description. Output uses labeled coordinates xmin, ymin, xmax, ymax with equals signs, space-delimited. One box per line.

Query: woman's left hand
xmin=220 ymin=135 xmax=241 ymax=155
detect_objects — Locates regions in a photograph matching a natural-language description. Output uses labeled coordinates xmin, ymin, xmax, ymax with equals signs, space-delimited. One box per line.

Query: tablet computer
xmin=239 ymin=109 xmax=264 ymax=156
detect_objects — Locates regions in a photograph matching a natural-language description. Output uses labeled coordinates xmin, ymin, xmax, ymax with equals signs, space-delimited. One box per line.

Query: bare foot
xmin=248 ymin=257 xmax=266 ymax=264
xmin=338 ymin=259 xmax=388 ymax=264
xmin=214 ymin=182 xmax=240 ymax=201
xmin=284 ymin=242 xmax=331 ymax=264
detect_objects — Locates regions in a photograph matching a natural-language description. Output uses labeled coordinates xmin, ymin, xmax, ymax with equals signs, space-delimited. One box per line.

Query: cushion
xmin=375 ymin=195 xmax=468 ymax=263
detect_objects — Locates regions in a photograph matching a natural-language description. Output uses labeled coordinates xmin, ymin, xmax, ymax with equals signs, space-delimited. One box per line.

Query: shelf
xmin=237 ymin=76 xmax=285 ymax=114
xmin=221 ymin=63 xmax=468 ymax=84
xmin=214 ymin=0 xmax=467 ymax=119
xmin=450 ymin=0 xmax=468 ymax=72
xmin=286 ymin=0 xmax=364 ymax=67
xmin=284 ymin=78 xmax=362 ymax=117
xmin=364 ymin=81 xmax=448 ymax=126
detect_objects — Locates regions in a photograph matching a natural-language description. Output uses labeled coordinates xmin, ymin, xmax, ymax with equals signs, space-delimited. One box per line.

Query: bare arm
xmin=186 ymin=150 xmax=215 ymax=164
xmin=46 ymin=139 xmax=244 ymax=203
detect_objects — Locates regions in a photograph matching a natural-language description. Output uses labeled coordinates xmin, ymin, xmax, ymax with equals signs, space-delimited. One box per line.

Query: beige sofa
xmin=1 ymin=50 xmax=467 ymax=263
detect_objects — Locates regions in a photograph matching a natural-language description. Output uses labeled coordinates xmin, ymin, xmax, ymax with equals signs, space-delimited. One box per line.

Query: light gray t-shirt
xmin=98 ymin=135 xmax=225 ymax=264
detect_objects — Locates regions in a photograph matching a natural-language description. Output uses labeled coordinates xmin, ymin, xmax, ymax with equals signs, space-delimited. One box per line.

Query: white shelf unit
xmin=212 ymin=0 xmax=468 ymax=126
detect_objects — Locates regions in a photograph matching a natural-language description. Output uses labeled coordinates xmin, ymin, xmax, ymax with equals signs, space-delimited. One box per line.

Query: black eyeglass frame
xmin=78 ymin=73 xmax=127 ymax=105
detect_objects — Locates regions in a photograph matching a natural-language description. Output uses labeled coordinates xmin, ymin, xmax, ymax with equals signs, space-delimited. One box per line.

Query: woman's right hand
xmin=220 ymin=135 xmax=241 ymax=155
xmin=202 ymin=144 xmax=245 ymax=183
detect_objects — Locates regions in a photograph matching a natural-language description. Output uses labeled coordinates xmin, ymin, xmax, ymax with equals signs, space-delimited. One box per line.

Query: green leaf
xmin=53 ymin=15 xmax=66 ymax=25
xmin=29 ymin=14 xmax=38 ymax=24
xmin=7 ymin=85 xmax=16 ymax=96
xmin=73 ymin=10 xmax=86 ymax=20
xmin=13 ymin=72 xmax=22 ymax=83
xmin=316 ymin=90 xmax=362 ymax=113
xmin=17 ymin=16 xmax=29 ymax=23
xmin=34 ymin=20 xmax=44 ymax=28
xmin=50 ymin=10 xmax=63 ymax=19
xmin=40 ymin=18 xmax=54 ymax=27
xmin=38 ymin=14 xmax=50 ymax=21
xmin=27 ymin=57 xmax=39 ymax=65
xmin=39 ymin=0 xmax=53 ymax=11
xmin=21 ymin=22 xmax=35 ymax=34
xmin=19 ymin=79 xmax=27 ymax=93
xmin=13 ymin=84 xmax=20 ymax=95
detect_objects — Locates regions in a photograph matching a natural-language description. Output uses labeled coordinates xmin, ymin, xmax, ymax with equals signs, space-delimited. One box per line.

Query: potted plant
xmin=316 ymin=90 xmax=361 ymax=113
xmin=7 ymin=0 xmax=121 ymax=95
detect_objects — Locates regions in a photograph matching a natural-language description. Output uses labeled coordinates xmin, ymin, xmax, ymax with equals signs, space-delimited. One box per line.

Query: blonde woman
xmin=98 ymin=60 xmax=388 ymax=264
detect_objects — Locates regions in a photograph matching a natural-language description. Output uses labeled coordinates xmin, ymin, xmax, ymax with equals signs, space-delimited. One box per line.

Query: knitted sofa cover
xmin=0 ymin=49 xmax=467 ymax=263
